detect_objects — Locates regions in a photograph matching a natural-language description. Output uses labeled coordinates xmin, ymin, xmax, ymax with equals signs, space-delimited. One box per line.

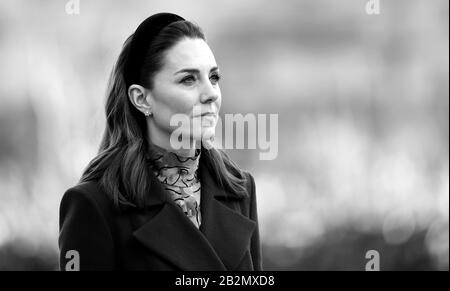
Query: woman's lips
xmin=200 ymin=112 xmax=216 ymax=117
xmin=197 ymin=113 xmax=217 ymax=126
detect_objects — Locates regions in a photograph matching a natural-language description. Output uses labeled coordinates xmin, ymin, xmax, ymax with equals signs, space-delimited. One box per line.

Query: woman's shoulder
xmin=62 ymin=180 xmax=105 ymax=202
xmin=232 ymin=170 xmax=258 ymax=220
xmin=60 ymin=180 xmax=114 ymax=218
xmin=242 ymin=170 xmax=256 ymax=199
xmin=244 ymin=170 xmax=255 ymax=188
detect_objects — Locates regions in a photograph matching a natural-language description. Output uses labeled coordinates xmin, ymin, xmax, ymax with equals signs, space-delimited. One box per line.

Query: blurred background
xmin=0 ymin=0 xmax=448 ymax=270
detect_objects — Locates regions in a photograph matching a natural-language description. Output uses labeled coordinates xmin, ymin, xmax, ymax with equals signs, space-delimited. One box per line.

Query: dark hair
xmin=80 ymin=20 xmax=248 ymax=209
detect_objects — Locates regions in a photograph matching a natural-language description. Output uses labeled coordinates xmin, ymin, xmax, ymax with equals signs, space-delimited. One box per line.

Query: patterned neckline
xmin=146 ymin=141 xmax=202 ymax=227
xmin=146 ymin=142 xmax=201 ymax=185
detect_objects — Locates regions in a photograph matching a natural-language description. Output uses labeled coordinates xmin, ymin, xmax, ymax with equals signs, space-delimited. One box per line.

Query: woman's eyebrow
xmin=174 ymin=66 xmax=219 ymax=75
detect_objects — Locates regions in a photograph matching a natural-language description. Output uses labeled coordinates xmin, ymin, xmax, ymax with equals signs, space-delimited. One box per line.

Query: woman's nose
xmin=200 ymin=81 xmax=219 ymax=104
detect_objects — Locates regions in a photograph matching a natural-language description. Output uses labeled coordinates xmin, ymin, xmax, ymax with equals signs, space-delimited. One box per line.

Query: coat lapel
xmin=132 ymin=153 xmax=256 ymax=270
xmin=198 ymin=160 xmax=256 ymax=270
xmin=133 ymin=202 xmax=227 ymax=270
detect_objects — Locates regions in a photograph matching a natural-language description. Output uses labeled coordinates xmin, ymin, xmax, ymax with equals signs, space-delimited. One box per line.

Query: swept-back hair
xmin=80 ymin=20 xmax=248 ymax=209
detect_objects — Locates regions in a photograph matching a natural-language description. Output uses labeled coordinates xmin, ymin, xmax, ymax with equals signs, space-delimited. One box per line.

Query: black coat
xmin=58 ymin=158 xmax=262 ymax=271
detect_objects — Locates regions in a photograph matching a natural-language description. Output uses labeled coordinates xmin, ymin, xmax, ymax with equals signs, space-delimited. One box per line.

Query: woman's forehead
xmin=162 ymin=38 xmax=217 ymax=72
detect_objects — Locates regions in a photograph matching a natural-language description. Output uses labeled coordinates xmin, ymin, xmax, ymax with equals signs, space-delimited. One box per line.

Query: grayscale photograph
xmin=0 ymin=0 xmax=448 ymax=276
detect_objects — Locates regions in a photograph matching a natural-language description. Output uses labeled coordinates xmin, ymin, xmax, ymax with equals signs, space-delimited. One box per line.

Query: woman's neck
xmin=147 ymin=126 xmax=197 ymax=157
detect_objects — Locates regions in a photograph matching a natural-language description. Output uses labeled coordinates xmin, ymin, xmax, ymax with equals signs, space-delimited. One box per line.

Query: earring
xmin=144 ymin=110 xmax=151 ymax=117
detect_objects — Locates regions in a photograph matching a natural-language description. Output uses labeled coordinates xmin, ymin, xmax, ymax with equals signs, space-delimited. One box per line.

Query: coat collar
xmin=132 ymin=152 xmax=256 ymax=270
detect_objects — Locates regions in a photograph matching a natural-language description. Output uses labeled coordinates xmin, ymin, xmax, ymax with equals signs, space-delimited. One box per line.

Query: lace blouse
xmin=146 ymin=142 xmax=202 ymax=228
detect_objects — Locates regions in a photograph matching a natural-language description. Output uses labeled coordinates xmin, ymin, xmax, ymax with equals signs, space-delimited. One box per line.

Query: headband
xmin=124 ymin=12 xmax=185 ymax=88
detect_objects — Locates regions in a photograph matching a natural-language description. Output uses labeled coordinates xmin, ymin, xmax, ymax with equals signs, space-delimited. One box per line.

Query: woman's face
xmin=147 ymin=37 xmax=221 ymax=149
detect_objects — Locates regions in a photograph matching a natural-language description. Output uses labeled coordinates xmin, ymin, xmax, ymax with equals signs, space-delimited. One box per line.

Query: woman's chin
xmin=189 ymin=129 xmax=214 ymax=147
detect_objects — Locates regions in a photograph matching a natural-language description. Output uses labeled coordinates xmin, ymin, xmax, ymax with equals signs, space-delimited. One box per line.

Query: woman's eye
xmin=180 ymin=74 xmax=221 ymax=85
xmin=210 ymin=73 xmax=221 ymax=84
xmin=181 ymin=76 xmax=196 ymax=84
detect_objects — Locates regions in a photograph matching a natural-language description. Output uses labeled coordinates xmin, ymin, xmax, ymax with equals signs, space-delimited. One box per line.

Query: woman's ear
xmin=128 ymin=84 xmax=153 ymax=116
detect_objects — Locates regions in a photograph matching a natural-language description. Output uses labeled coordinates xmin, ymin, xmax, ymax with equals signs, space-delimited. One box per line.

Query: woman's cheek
xmin=216 ymin=97 xmax=222 ymax=113
xmin=164 ymin=86 xmax=192 ymax=109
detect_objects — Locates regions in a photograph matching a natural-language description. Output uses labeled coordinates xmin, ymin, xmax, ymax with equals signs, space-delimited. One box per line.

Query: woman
xmin=58 ymin=12 xmax=262 ymax=271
